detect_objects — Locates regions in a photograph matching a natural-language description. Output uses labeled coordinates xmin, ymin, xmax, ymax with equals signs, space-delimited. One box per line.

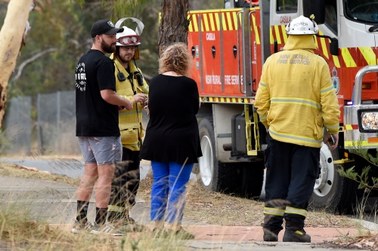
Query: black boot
xmin=284 ymin=214 xmax=311 ymax=242
xmin=263 ymin=228 xmax=280 ymax=241
xmin=283 ymin=229 xmax=311 ymax=242
xmin=262 ymin=215 xmax=283 ymax=242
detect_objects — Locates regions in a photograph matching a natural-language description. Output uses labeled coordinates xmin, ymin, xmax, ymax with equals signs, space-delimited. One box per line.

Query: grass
xmin=0 ymin=162 xmax=188 ymax=250
xmin=0 ymin=205 xmax=187 ymax=251
xmin=0 ymin=201 xmax=187 ymax=251
xmin=0 ymin=160 xmax=377 ymax=250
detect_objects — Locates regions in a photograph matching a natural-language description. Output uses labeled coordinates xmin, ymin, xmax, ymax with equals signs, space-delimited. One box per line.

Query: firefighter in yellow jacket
xmin=106 ymin=24 xmax=148 ymax=233
xmin=255 ymin=16 xmax=340 ymax=242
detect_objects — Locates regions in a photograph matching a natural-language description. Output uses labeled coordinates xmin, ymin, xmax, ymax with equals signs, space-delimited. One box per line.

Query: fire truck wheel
xmin=309 ymin=143 xmax=358 ymax=214
xmin=231 ymin=161 xmax=264 ymax=199
xmin=197 ymin=118 xmax=229 ymax=192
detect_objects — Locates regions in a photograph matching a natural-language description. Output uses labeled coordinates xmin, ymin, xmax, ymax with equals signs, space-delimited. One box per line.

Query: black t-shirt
xmin=75 ymin=49 xmax=120 ymax=136
xmin=140 ymin=74 xmax=202 ymax=164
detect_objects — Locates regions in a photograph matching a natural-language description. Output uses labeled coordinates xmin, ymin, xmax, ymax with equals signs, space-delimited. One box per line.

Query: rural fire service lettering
xmin=205 ymin=75 xmax=240 ymax=85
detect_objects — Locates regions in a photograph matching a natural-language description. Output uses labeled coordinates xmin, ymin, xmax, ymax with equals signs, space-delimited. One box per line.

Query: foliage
xmin=3 ymin=0 xmax=225 ymax=98
xmin=338 ymin=149 xmax=378 ymax=192
xmin=338 ymin=166 xmax=378 ymax=191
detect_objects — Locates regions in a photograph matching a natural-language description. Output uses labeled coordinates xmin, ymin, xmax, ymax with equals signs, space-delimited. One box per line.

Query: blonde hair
xmin=159 ymin=42 xmax=191 ymax=76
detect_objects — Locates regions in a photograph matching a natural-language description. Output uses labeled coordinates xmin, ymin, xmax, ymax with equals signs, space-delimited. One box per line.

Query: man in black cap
xmin=72 ymin=19 xmax=133 ymax=234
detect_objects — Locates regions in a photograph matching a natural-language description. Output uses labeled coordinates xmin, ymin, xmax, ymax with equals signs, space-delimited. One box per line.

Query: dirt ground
xmin=1 ymin=161 xmax=377 ymax=250
xmin=138 ymin=173 xmax=358 ymax=228
xmin=138 ymin=173 xmax=378 ymax=250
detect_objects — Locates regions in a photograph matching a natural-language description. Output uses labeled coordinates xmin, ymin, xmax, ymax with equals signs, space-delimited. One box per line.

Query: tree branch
xmin=12 ymin=48 xmax=57 ymax=81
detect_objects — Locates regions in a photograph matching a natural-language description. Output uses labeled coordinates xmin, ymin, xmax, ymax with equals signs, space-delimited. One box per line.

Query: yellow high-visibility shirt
xmin=255 ymin=36 xmax=340 ymax=148
xmin=111 ymin=54 xmax=149 ymax=151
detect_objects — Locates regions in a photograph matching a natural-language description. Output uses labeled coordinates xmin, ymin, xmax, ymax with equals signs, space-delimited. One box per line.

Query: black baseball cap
xmin=90 ymin=19 xmax=124 ymax=38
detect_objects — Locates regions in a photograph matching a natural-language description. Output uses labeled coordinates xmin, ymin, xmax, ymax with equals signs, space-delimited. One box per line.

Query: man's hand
xmin=324 ymin=132 xmax=339 ymax=150
xmin=134 ymin=93 xmax=148 ymax=104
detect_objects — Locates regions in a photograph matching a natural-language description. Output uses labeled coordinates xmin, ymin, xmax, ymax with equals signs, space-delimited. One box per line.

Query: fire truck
xmin=187 ymin=0 xmax=378 ymax=213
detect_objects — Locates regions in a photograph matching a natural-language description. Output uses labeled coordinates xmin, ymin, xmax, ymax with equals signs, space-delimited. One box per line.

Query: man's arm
xmin=255 ymin=81 xmax=270 ymax=128
xmin=100 ymin=89 xmax=133 ymax=110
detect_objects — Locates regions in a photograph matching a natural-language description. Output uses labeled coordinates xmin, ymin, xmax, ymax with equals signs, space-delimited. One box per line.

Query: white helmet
xmin=116 ymin=26 xmax=141 ymax=46
xmin=285 ymin=15 xmax=319 ymax=35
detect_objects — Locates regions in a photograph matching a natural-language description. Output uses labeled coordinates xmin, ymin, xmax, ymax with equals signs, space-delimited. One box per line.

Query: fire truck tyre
xmin=241 ymin=161 xmax=264 ymax=199
xmin=309 ymin=143 xmax=359 ymax=214
xmin=227 ymin=161 xmax=264 ymax=199
xmin=197 ymin=118 xmax=229 ymax=192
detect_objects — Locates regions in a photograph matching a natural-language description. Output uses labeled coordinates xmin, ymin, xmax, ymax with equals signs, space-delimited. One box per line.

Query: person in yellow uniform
xmin=255 ymin=15 xmax=340 ymax=243
xmin=104 ymin=23 xmax=148 ymax=235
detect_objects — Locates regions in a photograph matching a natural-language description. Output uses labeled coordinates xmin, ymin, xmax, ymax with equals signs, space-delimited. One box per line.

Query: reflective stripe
xmin=321 ymin=85 xmax=336 ymax=93
xmin=341 ymin=48 xmax=357 ymax=67
xmin=360 ymin=47 xmax=377 ymax=65
xmin=269 ymin=129 xmax=322 ymax=145
xmin=285 ymin=206 xmax=307 ymax=217
xmin=263 ymin=207 xmax=285 ymax=216
xmin=108 ymin=205 xmax=124 ymax=213
xmin=324 ymin=123 xmax=339 ymax=132
xmin=259 ymin=82 xmax=267 ymax=88
xmin=271 ymin=97 xmax=320 ymax=110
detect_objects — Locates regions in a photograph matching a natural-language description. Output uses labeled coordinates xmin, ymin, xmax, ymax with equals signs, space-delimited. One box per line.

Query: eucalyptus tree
xmin=0 ymin=0 xmax=33 ymax=127
xmin=0 ymin=0 xmax=222 ymax=127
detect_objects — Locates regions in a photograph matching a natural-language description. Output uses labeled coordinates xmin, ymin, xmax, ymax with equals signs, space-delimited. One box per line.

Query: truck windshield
xmin=345 ymin=0 xmax=378 ymax=24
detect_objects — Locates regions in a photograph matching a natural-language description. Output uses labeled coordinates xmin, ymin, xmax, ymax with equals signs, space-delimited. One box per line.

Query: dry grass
xmin=0 ymin=162 xmax=79 ymax=186
xmin=0 ymin=161 xmax=376 ymax=250
xmin=0 ymin=162 xmax=186 ymax=251
xmin=138 ymin=171 xmax=358 ymax=229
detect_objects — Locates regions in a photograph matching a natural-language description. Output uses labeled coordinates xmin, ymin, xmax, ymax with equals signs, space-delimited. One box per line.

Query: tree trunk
xmin=158 ymin=0 xmax=189 ymax=54
xmin=0 ymin=0 xmax=33 ymax=128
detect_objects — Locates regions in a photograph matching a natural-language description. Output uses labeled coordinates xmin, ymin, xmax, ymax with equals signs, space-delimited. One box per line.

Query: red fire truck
xmin=187 ymin=0 xmax=378 ymax=213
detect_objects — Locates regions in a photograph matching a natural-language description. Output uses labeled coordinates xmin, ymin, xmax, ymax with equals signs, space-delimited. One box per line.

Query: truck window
xmin=276 ymin=0 xmax=298 ymax=13
xmin=345 ymin=0 xmax=378 ymax=24
xmin=325 ymin=0 xmax=338 ymax=34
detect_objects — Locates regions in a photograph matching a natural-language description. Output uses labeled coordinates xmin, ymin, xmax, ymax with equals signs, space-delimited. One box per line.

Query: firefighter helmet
xmin=286 ymin=15 xmax=319 ymax=35
xmin=116 ymin=26 xmax=141 ymax=47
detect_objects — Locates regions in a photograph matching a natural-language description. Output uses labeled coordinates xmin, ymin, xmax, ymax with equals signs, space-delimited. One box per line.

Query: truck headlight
xmin=358 ymin=109 xmax=378 ymax=132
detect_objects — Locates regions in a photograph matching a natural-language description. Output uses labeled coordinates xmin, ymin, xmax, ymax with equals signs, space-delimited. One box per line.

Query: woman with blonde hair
xmin=140 ymin=42 xmax=202 ymax=238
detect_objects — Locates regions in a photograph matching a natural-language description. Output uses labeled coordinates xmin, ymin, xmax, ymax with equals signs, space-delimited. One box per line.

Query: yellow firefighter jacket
xmin=255 ymin=35 xmax=340 ymax=148
xmin=111 ymin=54 xmax=149 ymax=151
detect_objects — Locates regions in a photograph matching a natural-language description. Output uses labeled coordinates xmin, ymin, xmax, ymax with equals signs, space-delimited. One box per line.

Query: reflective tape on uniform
xmin=285 ymin=206 xmax=307 ymax=217
xmin=263 ymin=207 xmax=285 ymax=216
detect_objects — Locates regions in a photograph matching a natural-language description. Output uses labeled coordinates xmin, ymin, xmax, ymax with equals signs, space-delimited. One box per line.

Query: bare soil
xmin=1 ymin=161 xmax=377 ymax=250
xmin=138 ymin=172 xmax=357 ymax=228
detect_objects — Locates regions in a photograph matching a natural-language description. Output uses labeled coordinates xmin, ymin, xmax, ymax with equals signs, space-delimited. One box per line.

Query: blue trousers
xmin=150 ymin=161 xmax=193 ymax=224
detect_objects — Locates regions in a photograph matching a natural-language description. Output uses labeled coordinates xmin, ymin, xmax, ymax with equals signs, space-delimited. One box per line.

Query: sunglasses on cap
xmin=117 ymin=36 xmax=140 ymax=46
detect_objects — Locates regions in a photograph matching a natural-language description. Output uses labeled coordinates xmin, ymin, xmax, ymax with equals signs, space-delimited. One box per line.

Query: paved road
xmin=0 ymin=157 xmax=152 ymax=180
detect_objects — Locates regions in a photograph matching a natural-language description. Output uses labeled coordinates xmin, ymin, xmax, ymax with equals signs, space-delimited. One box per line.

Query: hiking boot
xmin=263 ymin=228 xmax=279 ymax=242
xmin=124 ymin=216 xmax=136 ymax=225
xmin=71 ymin=220 xmax=93 ymax=234
xmin=283 ymin=229 xmax=311 ymax=242
xmin=90 ymin=223 xmax=124 ymax=236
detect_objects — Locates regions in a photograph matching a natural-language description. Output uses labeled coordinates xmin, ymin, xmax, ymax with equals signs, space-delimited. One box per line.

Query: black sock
xmin=95 ymin=207 xmax=108 ymax=225
xmin=76 ymin=200 xmax=89 ymax=224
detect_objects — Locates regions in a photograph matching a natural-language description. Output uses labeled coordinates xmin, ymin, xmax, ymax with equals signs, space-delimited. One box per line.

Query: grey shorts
xmin=78 ymin=136 xmax=122 ymax=165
